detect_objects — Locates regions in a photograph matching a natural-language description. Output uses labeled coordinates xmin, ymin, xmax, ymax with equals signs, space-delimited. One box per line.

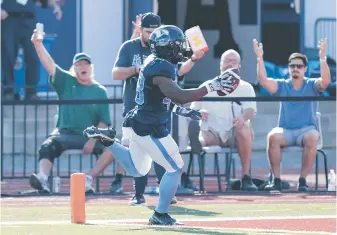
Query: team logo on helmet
xmin=155 ymin=29 xmax=170 ymax=46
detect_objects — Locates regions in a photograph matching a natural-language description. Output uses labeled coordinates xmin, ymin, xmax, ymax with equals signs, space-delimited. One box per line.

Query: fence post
xmin=172 ymin=114 xmax=179 ymax=145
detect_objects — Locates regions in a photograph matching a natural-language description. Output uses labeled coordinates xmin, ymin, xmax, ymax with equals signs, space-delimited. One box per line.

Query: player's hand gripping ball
xmin=216 ymin=68 xmax=240 ymax=96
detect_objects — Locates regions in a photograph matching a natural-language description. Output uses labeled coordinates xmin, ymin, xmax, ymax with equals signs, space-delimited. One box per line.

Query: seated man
xmin=29 ymin=26 xmax=113 ymax=193
xmin=253 ymin=38 xmax=331 ymax=191
xmin=189 ymin=49 xmax=258 ymax=191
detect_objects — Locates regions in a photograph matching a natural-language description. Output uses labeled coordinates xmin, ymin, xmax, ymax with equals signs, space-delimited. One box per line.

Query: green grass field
xmin=1 ymin=197 xmax=336 ymax=235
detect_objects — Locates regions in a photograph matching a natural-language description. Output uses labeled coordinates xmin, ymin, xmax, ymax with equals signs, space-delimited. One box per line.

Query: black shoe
xmin=241 ymin=175 xmax=258 ymax=191
xmin=109 ymin=180 xmax=123 ymax=194
xmin=149 ymin=211 xmax=180 ymax=225
xmin=181 ymin=172 xmax=199 ymax=191
xmin=83 ymin=126 xmax=116 ymax=147
xmin=264 ymin=178 xmax=282 ymax=191
xmin=297 ymin=178 xmax=309 ymax=192
xmin=29 ymin=173 xmax=50 ymax=194
xmin=128 ymin=195 xmax=146 ymax=206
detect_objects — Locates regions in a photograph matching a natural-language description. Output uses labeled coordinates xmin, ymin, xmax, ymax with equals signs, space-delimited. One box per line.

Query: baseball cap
xmin=73 ymin=52 xmax=92 ymax=64
xmin=141 ymin=12 xmax=161 ymax=28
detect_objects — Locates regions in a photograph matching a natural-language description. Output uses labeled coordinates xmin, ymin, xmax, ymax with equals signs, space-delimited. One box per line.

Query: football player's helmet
xmin=149 ymin=25 xmax=190 ymax=64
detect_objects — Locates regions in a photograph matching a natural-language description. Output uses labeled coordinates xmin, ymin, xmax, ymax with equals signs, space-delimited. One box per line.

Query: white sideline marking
xmin=1 ymin=214 xmax=335 ymax=225
xmin=110 ymin=223 xmax=337 ymax=235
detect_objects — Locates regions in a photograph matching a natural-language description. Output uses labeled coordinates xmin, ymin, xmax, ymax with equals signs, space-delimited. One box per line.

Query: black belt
xmin=7 ymin=12 xmax=35 ymax=18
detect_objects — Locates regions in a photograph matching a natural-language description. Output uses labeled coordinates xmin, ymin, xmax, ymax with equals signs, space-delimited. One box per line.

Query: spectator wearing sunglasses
xmin=253 ymin=39 xmax=331 ymax=192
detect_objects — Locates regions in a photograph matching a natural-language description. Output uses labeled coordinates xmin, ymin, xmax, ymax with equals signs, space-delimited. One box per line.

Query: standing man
xmin=253 ymin=38 xmax=331 ymax=191
xmin=84 ymin=25 xmax=240 ymax=225
xmin=190 ymin=49 xmax=258 ymax=191
xmin=1 ymin=0 xmax=62 ymax=100
xmin=110 ymin=13 xmax=204 ymax=205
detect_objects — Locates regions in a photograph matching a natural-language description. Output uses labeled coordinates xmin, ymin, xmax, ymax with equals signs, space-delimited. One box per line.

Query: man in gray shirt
xmin=111 ymin=13 xmax=204 ymax=205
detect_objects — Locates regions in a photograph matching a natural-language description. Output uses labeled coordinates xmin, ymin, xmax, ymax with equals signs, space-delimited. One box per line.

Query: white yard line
xmin=1 ymin=214 xmax=336 ymax=225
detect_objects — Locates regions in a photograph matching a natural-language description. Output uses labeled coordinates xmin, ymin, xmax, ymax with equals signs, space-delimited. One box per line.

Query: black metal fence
xmin=1 ymin=93 xmax=336 ymax=194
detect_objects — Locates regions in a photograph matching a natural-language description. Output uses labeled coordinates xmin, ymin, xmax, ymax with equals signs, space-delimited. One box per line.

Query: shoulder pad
xmin=145 ymin=58 xmax=175 ymax=80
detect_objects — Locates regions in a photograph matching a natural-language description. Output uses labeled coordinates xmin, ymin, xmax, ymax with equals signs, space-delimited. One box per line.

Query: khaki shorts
xmin=271 ymin=125 xmax=318 ymax=146
xmin=199 ymin=125 xmax=253 ymax=147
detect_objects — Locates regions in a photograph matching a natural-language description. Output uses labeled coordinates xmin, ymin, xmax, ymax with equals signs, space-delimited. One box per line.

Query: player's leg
xmin=145 ymin=134 xmax=184 ymax=225
xmin=110 ymin=127 xmax=132 ymax=194
xmin=153 ymin=162 xmax=178 ymax=204
xmin=83 ymin=126 xmax=144 ymax=178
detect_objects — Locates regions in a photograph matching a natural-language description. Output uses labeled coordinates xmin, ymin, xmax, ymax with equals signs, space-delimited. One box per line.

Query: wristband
xmin=205 ymin=83 xmax=214 ymax=93
xmin=320 ymin=57 xmax=327 ymax=62
xmin=172 ymin=104 xmax=179 ymax=113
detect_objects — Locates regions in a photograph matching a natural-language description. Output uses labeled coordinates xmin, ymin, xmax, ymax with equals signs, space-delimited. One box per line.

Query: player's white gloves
xmin=170 ymin=104 xmax=202 ymax=121
xmin=200 ymin=68 xmax=240 ymax=94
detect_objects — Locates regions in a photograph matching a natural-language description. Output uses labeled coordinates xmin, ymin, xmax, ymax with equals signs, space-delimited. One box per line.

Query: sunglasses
xmin=289 ymin=64 xmax=305 ymax=69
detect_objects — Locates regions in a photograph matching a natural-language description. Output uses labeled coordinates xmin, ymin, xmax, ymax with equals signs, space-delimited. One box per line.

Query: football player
xmin=84 ymin=25 xmax=240 ymax=225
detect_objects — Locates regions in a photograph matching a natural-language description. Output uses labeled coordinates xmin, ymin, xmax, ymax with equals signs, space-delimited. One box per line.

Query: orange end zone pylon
xmin=70 ymin=173 xmax=86 ymax=224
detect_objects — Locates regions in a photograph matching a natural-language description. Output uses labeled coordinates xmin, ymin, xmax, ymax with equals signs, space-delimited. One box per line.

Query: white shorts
xmin=128 ymin=128 xmax=184 ymax=175
xmin=122 ymin=127 xmax=133 ymax=146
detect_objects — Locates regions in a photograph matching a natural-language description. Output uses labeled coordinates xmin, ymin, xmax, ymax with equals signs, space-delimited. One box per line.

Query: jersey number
xmin=135 ymin=73 xmax=145 ymax=105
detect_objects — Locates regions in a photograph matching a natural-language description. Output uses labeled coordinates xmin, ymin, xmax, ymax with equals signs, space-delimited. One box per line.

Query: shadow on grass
xmin=147 ymin=205 xmax=221 ymax=217
xmin=149 ymin=226 xmax=247 ymax=235
xmin=106 ymin=225 xmax=247 ymax=235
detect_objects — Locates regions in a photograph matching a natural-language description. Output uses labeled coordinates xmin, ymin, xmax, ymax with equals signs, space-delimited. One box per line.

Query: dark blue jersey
xmin=123 ymin=55 xmax=175 ymax=138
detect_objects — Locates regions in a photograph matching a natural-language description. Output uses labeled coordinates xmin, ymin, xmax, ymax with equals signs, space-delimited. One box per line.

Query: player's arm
xmin=169 ymin=103 xmax=202 ymax=120
xmin=153 ymin=76 xmax=207 ymax=105
xmin=154 ymin=68 xmax=240 ymax=104
xmin=253 ymin=39 xmax=278 ymax=94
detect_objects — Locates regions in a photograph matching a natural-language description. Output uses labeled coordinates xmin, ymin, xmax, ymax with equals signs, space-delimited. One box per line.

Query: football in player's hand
xmin=217 ymin=68 xmax=240 ymax=96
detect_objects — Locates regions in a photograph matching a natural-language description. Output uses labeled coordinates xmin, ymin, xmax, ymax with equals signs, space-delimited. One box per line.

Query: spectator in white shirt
xmin=190 ymin=49 xmax=258 ymax=191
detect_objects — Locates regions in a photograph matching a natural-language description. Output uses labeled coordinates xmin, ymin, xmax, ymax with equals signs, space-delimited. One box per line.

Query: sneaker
xmin=297 ymin=178 xmax=309 ymax=192
xmin=149 ymin=211 xmax=180 ymax=225
xmin=241 ymin=175 xmax=258 ymax=191
xmin=128 ymin=195 xmax=146 ymax=206
xmin=83 ymin=126 xmax=116 ymax=147
xmin=170 ymin=196 xmax=178 ymax=204
xmin=29 ymin=173 xmax=50 ymax=193
xmin=109 ymin=180 xmax=123 ymax=194
xmin=85 ymin=175 xmax=95 ymax=194
xmin=264 ymin=178 xmax=282 ymax=191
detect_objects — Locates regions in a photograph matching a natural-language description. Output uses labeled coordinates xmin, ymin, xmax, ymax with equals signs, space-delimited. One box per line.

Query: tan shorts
xmin=199 ymin=125 xmax=254 ymax=147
